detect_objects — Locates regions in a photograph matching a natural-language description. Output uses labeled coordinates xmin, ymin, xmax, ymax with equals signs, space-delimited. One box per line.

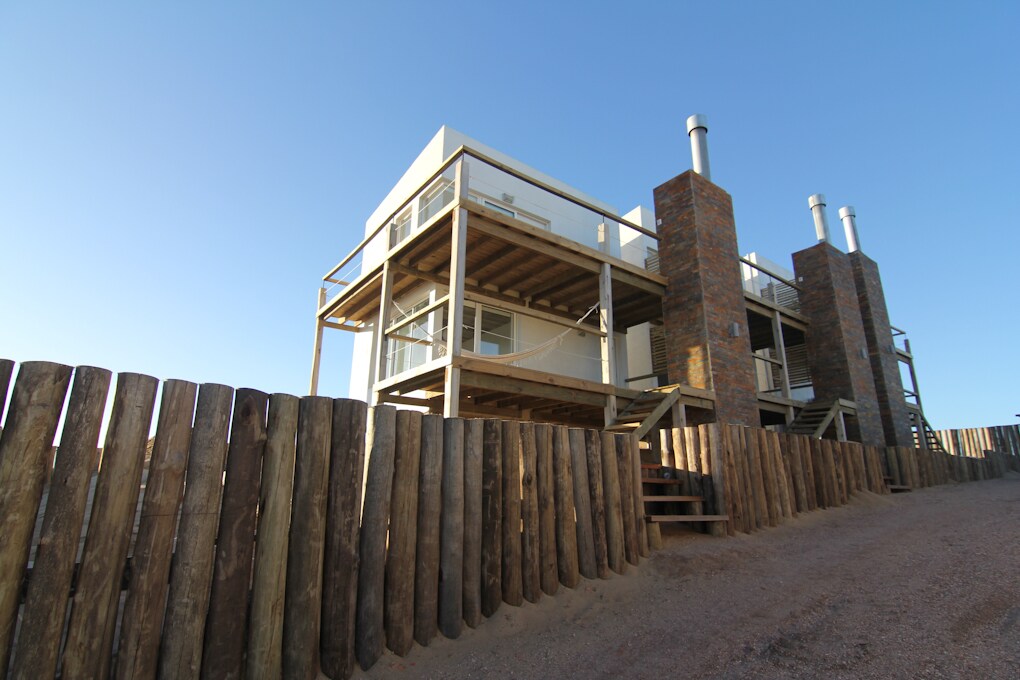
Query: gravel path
xmin=357 ymin=473 xmax=1020 ymax=679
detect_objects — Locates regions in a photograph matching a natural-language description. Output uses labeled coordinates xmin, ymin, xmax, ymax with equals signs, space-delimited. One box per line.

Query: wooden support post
xmin=11 ymin=366 xmax=110 ymax=680
xmin=616 ymin=434 xmax=640 ymax=564
xmin=247 ymin=393 xmax=299 ymax=680
xmin=444 ymin=159 xmax=469 ymax=417
xmin=309 ymin=287 xmax=327 ymax=396
xmin=372 ymin=262 xmax=395 ymax=406
xmin=356 ymin=405 xmax=396 ymax=670
xmin=599 ymin=263 xmax=617 ymax=427
xmin=520 ymin=422 xmax=542 ymax=602
xmin=439 ymin=418 xmax=466 ymax=638
xmin=63 ymin=373 xmax=158 ymax=680
xmin=771 ymin=310 xmax=792 ymax=400
xmin=628 ymin=434 xmax=649 ymax=557
xmin=835 ymin=410 xmax=847 ymax=442
xmin=0 ymin=358 xmax=14 ymax=423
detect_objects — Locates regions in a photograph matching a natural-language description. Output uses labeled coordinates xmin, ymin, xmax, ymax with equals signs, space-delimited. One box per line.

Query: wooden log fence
xmin=0 ymin=358 xmax=1015 ymax=679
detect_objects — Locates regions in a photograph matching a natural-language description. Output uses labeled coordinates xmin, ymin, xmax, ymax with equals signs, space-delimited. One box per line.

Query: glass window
xmin=479 ymin=308 xmax=513 ymax=355
xmin=389 ymin=209 xmax=412 ymax=248
xmin=483 ymin=200 xmax=516 ymax=218
xmin=388 ymin=298 xmax=429 ymax=377
xmin=418 ymin=179 xmax=454 ymax=225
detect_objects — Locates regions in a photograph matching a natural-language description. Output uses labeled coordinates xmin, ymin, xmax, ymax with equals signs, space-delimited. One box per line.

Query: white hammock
xmin=391 ymin=300 xmax=600 ymax=367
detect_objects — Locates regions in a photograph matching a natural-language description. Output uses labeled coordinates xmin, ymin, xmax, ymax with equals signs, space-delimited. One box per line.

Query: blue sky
xmin=1 ymin=2 xmax=1017 ymax=429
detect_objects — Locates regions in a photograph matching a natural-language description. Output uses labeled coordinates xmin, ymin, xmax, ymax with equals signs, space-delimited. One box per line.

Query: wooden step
xmin=641 ymin=463 xmax=663 ymax=470
xmin=642 ymin=495 xmax=703 ymax=503
xmin=888 ymin=484 xmax=912 ymax=492
xmin=646 ymin=514 xmax=728 ymax=523
xmin=640 ymin=478 xmax=684 ymax=485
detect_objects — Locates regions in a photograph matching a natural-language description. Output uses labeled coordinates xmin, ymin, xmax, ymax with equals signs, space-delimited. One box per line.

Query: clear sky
xmin=1 ymin=2 xmax=1017 ymax=429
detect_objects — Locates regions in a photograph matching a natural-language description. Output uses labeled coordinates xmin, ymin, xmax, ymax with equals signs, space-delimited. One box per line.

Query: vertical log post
xmin=413 ymin=414 xmax=444 ymax=646
xmin=438 ymin=418 xmax=465 ymax=638
xmin=0 ymin=361 xmax=72 ymax=673
xmin=500 ymin=421 xmax=523 ymax=606
xmin=355 ymin=405 xmax=396 ymax=670
xmin=321 ymin=399 xmax=367 ymax=680
xmin=247 ymin=393 xmax=299 ymax=680
xmin=461 ymin=419 xmax=484 ymax=627
xmin=553 ymin=425 xmax=580 ymax=586
xmin=480 ymin=419 xmax=502 ymax=615
xmin=62 ymin=372 xmax=158 ymax=680
xmin=584 ymin=429 xmax=610 ymax=578
xmin=569 ymin=428 xmax=598 ymax=578
xmin=10 ymin=366 xmax=110 ymax=680
xmin=384 ymin=409 xmax=422 ymax=656
xmin=600 ymin=431 xmax=625 ymax=574
xmin=519 ymin=422 xmax=542 ymax=601
xmin=159 ymin=383 xmax=234 ymax=679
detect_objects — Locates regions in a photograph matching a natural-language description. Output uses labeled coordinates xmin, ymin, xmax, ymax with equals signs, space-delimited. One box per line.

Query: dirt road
xmin=358 ymin=474 xmax=1020 ymax=679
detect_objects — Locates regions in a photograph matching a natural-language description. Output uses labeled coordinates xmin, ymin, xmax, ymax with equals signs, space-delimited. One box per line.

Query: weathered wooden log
xmin=519 ymin=422 xmax=541 ymax=600
xmin=615 ymin=433 xmax=639 ymax=565
xmin=322 ymin=398 xmax=367 ymax=680
xmin=784 ymin=434 xmax=807 ymax=513
xmin=684 ymin=427 xmax=708 ymax=533
xmin=439 ymin=418 xmax=465 ymax=639
xmin=553 ymin=425 xmax=580 ymax=585
xmin=0 ymin=361 xmax=72 ymax=673
xmin=384 ymin=409 xmax=422 ymax=656
xmin=770 ymin=431 xmax=793 ymax=519
xmin=584 ymin=430 xmax=609 ymax=575
xmin=63 ymin=373 xmax=158 ymax=680
xmin=114 ymin=378 xmax=196 ymax=680
xmin=703 ymin=424 xmax=729 ymax=537
xmin=500 ymin=420 xmax=523 ymax=606
xmin=756 ymin=429 xmax=780 ymax=527
xmin=203 ymin=388 xmax=269 ymax=680
xmin=480 ymin=419 xmax=502 ymax=615
xmin=355 ymin=405 xmax=396 ymax=670
xmin=628 ymin=435 xmax=650 ymax=557
xmin=10 ymin=366 xmax=110 ymax=680
xmin=798 ymin=435 xmax=817 ymax=510
xmin=283 ymin=396 xmax=333 ymax=679
xmin=809 ymin=438 xmax=827 ymax=508
xmin=158 ymin=383 xmax=233 ymax=679
xmin=720 ymin=425 xmax=744 ymax=533
xmin=743 ymin=428 xmax=766 ymax=529
xmin=247 ymin=393 xmax=299 ymax=680
xmin=569 ymin=428 xmax=597 ymax=578
xmin=599 ymin=431 xmax=625 ymax=574
xmin=462 ymin=419 xmax=484 ymax=627
xmin=737 ymin=426 xmax=757 ymax=530
xmin=413 ymin=414 xmax=443 ymax=646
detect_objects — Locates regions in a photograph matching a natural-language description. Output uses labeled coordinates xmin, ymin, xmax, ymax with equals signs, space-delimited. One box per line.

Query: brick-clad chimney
xmin=792 ymin=235 xmax=886 ymax=446
xmin=653 ymin=121 xmax=758 ymax=426
xmin=842 ymin=207 xmax=915 ymax=446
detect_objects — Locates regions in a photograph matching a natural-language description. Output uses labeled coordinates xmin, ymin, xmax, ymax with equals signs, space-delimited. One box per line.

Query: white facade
xmin=347 ymin=127 xmax=657 ymax=403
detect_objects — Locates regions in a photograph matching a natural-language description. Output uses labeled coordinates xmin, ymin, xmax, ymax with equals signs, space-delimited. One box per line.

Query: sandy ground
xmin=357 ymin=474 xmax=1020 ymax=679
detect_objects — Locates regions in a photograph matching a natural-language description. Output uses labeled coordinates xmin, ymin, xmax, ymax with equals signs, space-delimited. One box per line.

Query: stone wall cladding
xmin=849 ymin=252 xmax=915 ymax=446
xmin=792 ymin=243 xmax=886 ymax=446
xmin=654 ymin=171 xmax=759 ymax=427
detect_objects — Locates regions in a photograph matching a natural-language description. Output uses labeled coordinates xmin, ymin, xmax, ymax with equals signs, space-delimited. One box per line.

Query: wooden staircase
xmin=607 ymin=386 xmax=681 ymax=438
xmin=640 ymin=463 xmax=728 ymax=525
xmin=912 ymin=412 xmax=949 ymax=454
xmin=787 ymin=400 xmax=840 ymax=437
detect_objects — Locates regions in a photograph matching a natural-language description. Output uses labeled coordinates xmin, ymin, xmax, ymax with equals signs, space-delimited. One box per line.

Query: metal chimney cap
xmin=838 ymin=205 xmax=856 ymax=220
xmin=808 ymin=193 xmax=827 ymax=209
xmin=686 ymin=114 xmax=708 ymax=135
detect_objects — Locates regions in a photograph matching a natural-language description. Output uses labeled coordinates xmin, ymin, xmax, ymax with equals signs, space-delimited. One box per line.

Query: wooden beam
xmin=384 ymin=294 xmax=450 ymax=337
xmin=459 ymin=371 xmax=607 ymax=407
xmin=453 ymin=356 xmax=618 ymax=396
xmin=633 ymin=389 xmax=681 ymax=439
xmin=463 ymin=290 xmax=604 ymax=336
xmin=600 ymin=263 xmax=617 ymax=427
xmin=444 ymin=159 xmax=468 ymax=417
xmin=371 ymin=263 xmax=394 ymax=406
